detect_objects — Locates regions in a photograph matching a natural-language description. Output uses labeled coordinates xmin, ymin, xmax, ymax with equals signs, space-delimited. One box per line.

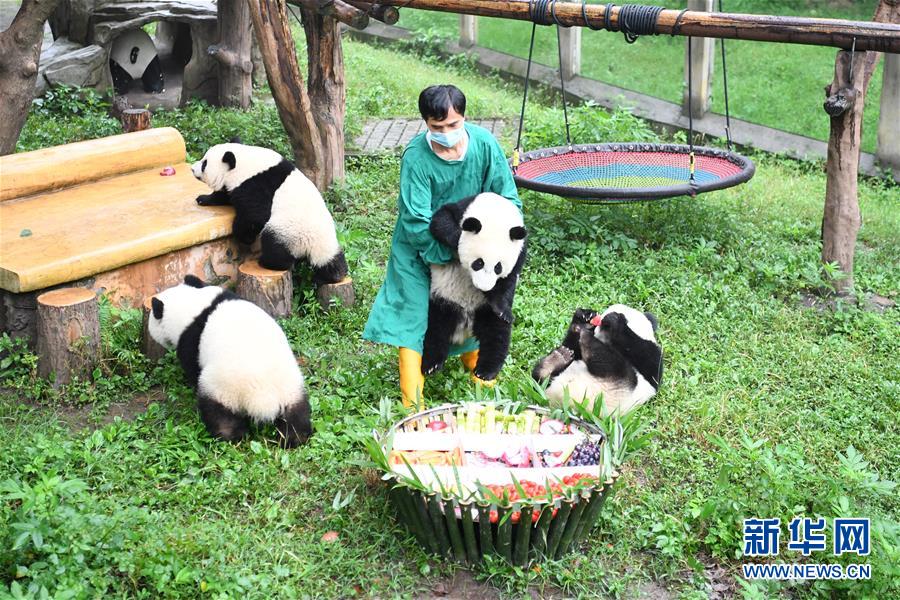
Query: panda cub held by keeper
xmin=423 ymin=192 xmax=527 ymax=382
xmin=149 ymin=275 xmax=312 ymax=448
xmin=532 ymin=304 xmax=663 ymax=415
xmin=192 ymin=141 xmax=348 ymax=285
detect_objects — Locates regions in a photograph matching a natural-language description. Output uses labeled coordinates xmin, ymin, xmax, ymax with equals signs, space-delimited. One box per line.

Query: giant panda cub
xmin=192 ymin=141 xmax=348 ymax=285
xmin=423 ymin=192 xmax=527 ymax=382
xmin=532 ymin=304 xmax=663 ymax=415
xmin=148 ymin=275 xmax=312 ymax=448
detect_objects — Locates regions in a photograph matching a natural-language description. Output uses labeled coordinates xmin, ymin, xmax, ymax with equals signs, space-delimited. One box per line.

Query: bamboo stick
xmin=477 ymin=504 xmax=495 ymax=556
xmin=531 ymin=504 xmax=554 ymax=558
xmin=411 ymin=490 xmax=440 ymax=554
xmin=496 ymin=506 xmax=514 ymax=563
xmin=375 ymin=0 xmax=900 ymax=52
xmin=459 ymin=502 xmax=481 ymax=563
xmin=442 ymin=497 xmax=467 ymax=562
xmin=426 ymin=493 xmax=452 ymax=556
xmin=555 ymin=495 xmax=587 ymax=558
xmin=512 ymin=507 xmax=533 ymax=566
xmin=545 ymin=500 xmax=573 ymax=558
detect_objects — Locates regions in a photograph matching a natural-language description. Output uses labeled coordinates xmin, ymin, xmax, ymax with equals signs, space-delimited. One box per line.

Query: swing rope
xmin=511 ymin=1 xmax=754 ymax=203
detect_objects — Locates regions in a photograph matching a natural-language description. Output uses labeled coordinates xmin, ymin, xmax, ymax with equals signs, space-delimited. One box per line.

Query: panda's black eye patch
xmin=462 ymin=217 xmax=482 ymax=233
xmin=494 ymin=262 xmax=502 ymax=275
xmin=471 ymin=258 xmax=484 ymax=271
xmin=201 ymin=159 xmax=207 ymax=172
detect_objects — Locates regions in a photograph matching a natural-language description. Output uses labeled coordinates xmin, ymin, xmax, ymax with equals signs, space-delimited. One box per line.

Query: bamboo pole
xmin=375 ymin=0 xmax=900 ymax=53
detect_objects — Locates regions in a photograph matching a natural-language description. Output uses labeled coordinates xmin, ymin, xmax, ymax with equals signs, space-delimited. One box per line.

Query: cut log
xmin=344 ymin=1 xmax=400 ymax=25
xmin=236 ymin=260 xmax=293 ymax=318
xmin=121 ymin=108 xmax=151 ymax=133
xmin=36 ymin=287 xmax=100 ymax=387
xmin=141 ymin=295 xmax=168 ymax=361
xmin=316 ymin=277 xmax=355 ymax=311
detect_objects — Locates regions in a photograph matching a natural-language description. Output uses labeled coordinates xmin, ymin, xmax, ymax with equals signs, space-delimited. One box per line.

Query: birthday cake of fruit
xmin=384 ymin=402 xmax=609 ymax=508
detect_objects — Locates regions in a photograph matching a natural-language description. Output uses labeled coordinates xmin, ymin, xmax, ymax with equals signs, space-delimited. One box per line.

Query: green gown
xmin=363 ymin=123 xmax=522 ymax=355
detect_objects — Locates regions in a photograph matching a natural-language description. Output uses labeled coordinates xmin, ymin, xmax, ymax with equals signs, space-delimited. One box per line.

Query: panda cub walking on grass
xmin=192 ymin=140 xmax=348 ymax=286
xmin=148 ymin=275 xmax=312 ymax=448
xmin=533 ymin=304 xmax=663 ymax=415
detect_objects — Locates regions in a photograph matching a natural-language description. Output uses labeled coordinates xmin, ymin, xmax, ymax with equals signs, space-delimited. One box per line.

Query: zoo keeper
xmin=363 ymin=84 xmax=521 ymax=408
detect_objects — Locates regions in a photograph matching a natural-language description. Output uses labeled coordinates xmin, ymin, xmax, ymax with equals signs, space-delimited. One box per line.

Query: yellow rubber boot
xmin=460 ymin=350 xmax=479 ymax=372
xmin=399 ymin=347 xmax=425 ymax=411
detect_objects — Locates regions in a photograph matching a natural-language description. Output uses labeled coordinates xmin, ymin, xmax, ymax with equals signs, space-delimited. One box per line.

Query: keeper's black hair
xmin=418 ymin=84 xmax=466 ymax=122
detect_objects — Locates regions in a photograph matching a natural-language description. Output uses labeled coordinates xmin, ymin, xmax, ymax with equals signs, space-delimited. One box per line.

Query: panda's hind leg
xmin=422 ymin=299 xmax=462 ymax=375
xmin=197 ymin=393 xmax=250 ymax=443
xmin=311 ymin=251 xmax=349 ymax=285
xmin=275 ymin=389 xmax=313 ymax=448
xmin=259 ymin=230 xmax=296 ymax=271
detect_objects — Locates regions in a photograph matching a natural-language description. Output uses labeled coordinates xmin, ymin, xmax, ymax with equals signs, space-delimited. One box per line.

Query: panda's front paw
xmin=421 ymin=359 xmax=445 ymax=376
xmin=196 ymin=194 xmax=213 ymax=205
xmin=553 ymin=345 xmax=575 ymax=364
xmin=572 ymin=308 xmax=598 ymax=327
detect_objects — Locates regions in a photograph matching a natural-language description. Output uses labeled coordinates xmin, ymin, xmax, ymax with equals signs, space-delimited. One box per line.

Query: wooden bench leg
xmin=141 ymin=295 xmax=168 ymax=361
xmin=236 ymin=260 xmax=293 ymax=319
xmin=316 ymin=277 xmax=355 ymax=311
xmin=36 ymin=288 xmax=100 ymax=387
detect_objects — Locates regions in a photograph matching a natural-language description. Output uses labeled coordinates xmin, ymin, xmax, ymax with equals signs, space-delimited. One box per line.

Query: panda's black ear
xmin=509 ymin=226 xmax=526 ymax=241
xmin=229 ymin=136 xmax=243 ymax=144
xmin=644 ymin=312 xmax=659 ymax=332
xmin=222 ymin=151 xmax=236 ymax=170
xmin=184 ymin=274 xmax=206 ymax=288
xmin=462 ymin=217 xmax=482 ymax=233
xmin=151 ymin=297 xmax=164 ymax=320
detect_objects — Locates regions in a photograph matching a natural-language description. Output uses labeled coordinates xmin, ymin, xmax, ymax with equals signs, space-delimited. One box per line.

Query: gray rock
xmin=36 ymin=44 xmax=107 ymax=96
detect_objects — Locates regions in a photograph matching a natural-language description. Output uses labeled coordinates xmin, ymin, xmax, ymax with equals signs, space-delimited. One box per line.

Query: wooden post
xmin=559 ymin=25 xmax=581 ymax=81
xmin=302 ymin=6 xmax=347 ymax=185
xmin=316 ymin=277 xmax=355 ymax=311
xmin=36 ymin=287 xmax=100 ymax=387
xmin=211 ymin=0 xmax=254 ymax=108
xmin=821 ymin=0 xmax=898 ymax=291
xmin=120 ymin=108 xmax=151 ymax=133
xmin=248 ymin=0 xmax=327 ymax=189
xmin=141 ymin=295 xmax=167 ymax=361
xmin=876 ymin=51 xmax=900 ymax=181
xmin=236 ymin=260 xmax=293 ymax=318
xmin=460 ymin=15 xmax=477 ymax=47
xmin=683 ymin=0 xmax=714 ymax=118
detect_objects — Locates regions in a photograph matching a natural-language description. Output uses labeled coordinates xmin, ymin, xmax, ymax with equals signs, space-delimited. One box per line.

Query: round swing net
xmin=514 ymin=143 xmax=755 ymax=204
xmin=511 ymin=1 xmax=755 ymax=204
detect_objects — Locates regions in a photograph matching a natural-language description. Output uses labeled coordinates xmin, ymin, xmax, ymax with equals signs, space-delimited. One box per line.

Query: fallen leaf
xmin=321 ymin=530 xmax=339 ymax=543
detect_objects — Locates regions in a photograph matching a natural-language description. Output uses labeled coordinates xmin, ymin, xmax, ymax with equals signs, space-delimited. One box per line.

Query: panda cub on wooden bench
xmin=192 ymin=140 xmax=348 ymax=286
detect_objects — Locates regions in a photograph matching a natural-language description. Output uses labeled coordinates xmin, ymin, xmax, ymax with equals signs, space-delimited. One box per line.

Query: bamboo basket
xmin=376 ymin=404 xmax=620 ymax=566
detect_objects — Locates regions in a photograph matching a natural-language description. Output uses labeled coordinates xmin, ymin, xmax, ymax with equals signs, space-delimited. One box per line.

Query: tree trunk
xmin=121 ymin=108 xmax=151 ymax=133
xmin=236 ymin=260 xmax=293 ymax=318
xmin=36 ymin=287 xmax=100 ymax=387
xmin=303 ymin=8 xmax=346 ymax=183
xmin=316 ymin=277 xmax=355 ymax=311
xmin=821 ymin=0 xmax=899 ymax=291
xmin=0 ymin=0 xmax=61 ymax=155
xmin=248 ymin=0 xmax=326 ymax=188
xmin=211 ymin=0 xmax=253 ymax=108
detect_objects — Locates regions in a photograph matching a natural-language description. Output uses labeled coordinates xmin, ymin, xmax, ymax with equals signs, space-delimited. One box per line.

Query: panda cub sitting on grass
xmin=192 ymin=140 xmax=348 ymax=287
xmin=533 ymin=304 xmax=663 ymax=415
xmin=149 ymin=275 xmax=312 ymax=448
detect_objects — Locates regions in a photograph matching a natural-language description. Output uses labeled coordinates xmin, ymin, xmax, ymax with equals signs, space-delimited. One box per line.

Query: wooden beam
xmin=288 ymin=0 xmax=370 ymax=30
xmin=345 ymin=0 xmax=400 ymax=25
xmin=374 ymin=0 xmax=900 ymax=53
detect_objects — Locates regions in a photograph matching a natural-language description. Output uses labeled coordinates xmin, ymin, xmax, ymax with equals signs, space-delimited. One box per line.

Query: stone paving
xmin=353 ymin=118 xmax=503 ymax=153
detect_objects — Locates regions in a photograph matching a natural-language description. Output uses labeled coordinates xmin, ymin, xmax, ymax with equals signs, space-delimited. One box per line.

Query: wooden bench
xmin=0 ymin=127 xmax=248 ymax=342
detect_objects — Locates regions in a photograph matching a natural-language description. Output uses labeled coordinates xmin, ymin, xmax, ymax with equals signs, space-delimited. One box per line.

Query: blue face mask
xmin=428 ymin=125 xmax=466 ymax=148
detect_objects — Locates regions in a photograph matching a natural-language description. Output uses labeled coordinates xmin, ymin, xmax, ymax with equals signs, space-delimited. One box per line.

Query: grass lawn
xmin=399 ymin=0 xmax=886 ymax=154
xmin=3 ymin=31 xmax=899 ymax=599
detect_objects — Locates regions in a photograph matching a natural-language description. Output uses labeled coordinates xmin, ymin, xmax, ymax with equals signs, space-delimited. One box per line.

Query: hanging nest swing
xmin=514 ymin=142 xmax=755 ymax=204
xmin=511 ymin=1 xmax=755 ymax=204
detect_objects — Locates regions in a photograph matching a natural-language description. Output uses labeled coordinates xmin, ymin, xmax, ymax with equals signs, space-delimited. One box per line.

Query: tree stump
xmin=36 ymin=287 xmax=100 ymax=387
xmin=121 ymin=108 xmax=151 ymax=133
xmin=316 ymin=277 xmax=355 ymax=311
xmin=236 ymin=260 xmax=293 ymax=318
xmin=141 ymin=295 xmax=168 ymax=362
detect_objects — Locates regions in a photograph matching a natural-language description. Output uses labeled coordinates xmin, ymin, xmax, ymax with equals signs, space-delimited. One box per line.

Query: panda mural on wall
xmin=109 ymin=28 xmax=165 ymax=95
xmin=532 ymin=304 xmax=663 ymax=415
